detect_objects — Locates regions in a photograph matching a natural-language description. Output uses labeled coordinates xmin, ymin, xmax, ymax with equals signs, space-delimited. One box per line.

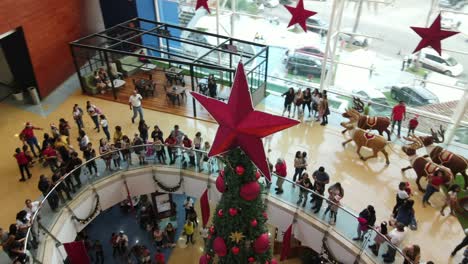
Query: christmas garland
xmin=153 ymin=174 xmax=183 ymax=192
xmin=73 ymin=195 xmax=101 ymax=225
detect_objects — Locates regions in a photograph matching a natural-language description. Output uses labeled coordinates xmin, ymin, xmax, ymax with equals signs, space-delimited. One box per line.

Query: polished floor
xmin=0 ymin=90 xmax=465 ymax=263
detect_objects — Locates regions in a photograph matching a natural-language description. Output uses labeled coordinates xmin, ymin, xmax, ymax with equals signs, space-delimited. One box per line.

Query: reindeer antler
xmin=352 ymin=97 xmax=364 ymax=113
xmin=403 ymin=134 xmax=423 ymax=149
xmin=438 ymin=125 xmax=446 ymax=143
xmin=430 ymin=127 xmax=444 ymax=144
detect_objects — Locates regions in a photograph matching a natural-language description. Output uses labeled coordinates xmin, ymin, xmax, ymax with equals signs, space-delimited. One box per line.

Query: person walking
xmin=392 ymin=182 xmax=410 ymax=217
xmin=20 ymin=122 xmax=43 ymax=158
xmin=99 ymin=115 xmax=110 ymax=141
xmin=353 ymin=205 xmax=376 ymax=241
xmin=391 ymin=101 xmax=406 ymax=138
xmin=296 ymin=172 xmax=312 ymax=207
xmin=451 ymin=228 xmax=468 ymax=256
xmin=402 ymin=244 xmax=421 ymax=264
xmin=72 ymin=104 xmax=85 ymax=131
xmin=129 ymin=90 xmax=144 ymax=124
xmin=282 ymin=88 xmax=295 ymax=117
xmin=422 ymin=170 xmax=445 ymax=207
xmin=310 ymin=166 xmax=330 ymax=213
xmin=394 ymin=199 xmax=416 ymax=228
xmin=14 ymin=147 xmax=32 ymax=182
xmin=86 ymin=101 xmax=101 ymax=132
xmin=274 ymin=158 xmax=287 ymax=194
xmin=324 ymin=182 xmax=344 ymax=225
xmin=184 ymin=220 xmax=195 ymax=245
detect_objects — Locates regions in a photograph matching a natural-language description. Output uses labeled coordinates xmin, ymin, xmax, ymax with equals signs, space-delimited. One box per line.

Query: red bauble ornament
xmin=229 ymin=208 xmax=238 ymax=216
xmin=213 ymin=237 xmax=227 ymax=257
xmin=240 ymin=181 xmax=261 ymax=201
xmin=209 ymin=226 xmax=215 ymax=234
xmin=199 ymin=255 xmax=209 ymax=264
xmin=231 ymin=246 xmax=240 ymax=255
xmin=218 ymin=209 xmax=223 ymax=217
xmin=263 ymin=212 xmax=268 ymax=219
xmin=216 ymin=175 xmax=226 ymax=193
xmin=255 ymin=171 xmax=261 ymax=180
xmin=271 ymin=259 xmax=278 ymax=264
xmin=236 ymin=165 xmax=245 ymax=175
xmin=254 ymin=233 xmax=270 ymax=253
xmin=250 ymin=219 xmax=258 ymax=227
xmin=248 ymin=257 xmax=255 ymax=262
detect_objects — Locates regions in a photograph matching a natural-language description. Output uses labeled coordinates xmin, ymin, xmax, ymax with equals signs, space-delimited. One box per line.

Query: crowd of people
xmin=282 ymin=88 xmax=330 ymax=125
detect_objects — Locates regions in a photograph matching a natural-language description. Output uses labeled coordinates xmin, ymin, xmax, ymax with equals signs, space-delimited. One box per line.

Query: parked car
xmin=390 ymin=85 xmax=439 ymax=106
xmin=415 ymin=48 xmax=464 ymax=77
xmin=352 ymin=87 xmax=391 ymax=113
xmin=306 ymin=17 xmax=328 ymax=35
xmin=286 ymin=52 xmax=326 ymax=77
xmin=439 ymin=0 xmax=468 ymax=9
xmin=338 ymin=28 xmax=370 ymax=47
xmin=441 ymin=12 xmax=462 ymax=30
xmin=294 ymin=46 xmax=324 ymax=58
xmin=264 ymin=0 xmax=279 ymax=7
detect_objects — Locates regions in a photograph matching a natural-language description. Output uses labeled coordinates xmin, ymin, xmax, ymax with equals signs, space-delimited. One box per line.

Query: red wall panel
xmin=0 ymin=0 xmax=85 ymax=96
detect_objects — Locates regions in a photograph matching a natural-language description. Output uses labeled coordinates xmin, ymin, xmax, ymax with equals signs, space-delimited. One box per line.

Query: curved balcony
xmin=22 ymin=145 xmax=411 ymax=264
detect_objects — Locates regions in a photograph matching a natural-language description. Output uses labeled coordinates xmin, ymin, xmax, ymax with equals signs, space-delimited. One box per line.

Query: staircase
xmin=178 ymin=7 xmax=195 ymax=27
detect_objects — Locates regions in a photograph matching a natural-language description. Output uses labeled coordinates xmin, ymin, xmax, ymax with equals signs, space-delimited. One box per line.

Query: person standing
xmin=392 ymin=182 xmax=410 ymax=216
xmin=58 ymin=118 xmax=71 ymax=139
xmin=296 ymin=172 xmax=312 ymax=207
xmin=407 ymin=114 xmax=419 ymax=136
xmin=20 ymin=122 xmax=43 ymax=158
xmin=193 ymin=132 xmax=203 ymax=168
xmin=83 ymin=143 xmax=98 ymax=176
xmin=116 ymin=231 xmax=129 ymax=256
xmin=441 ymin=184 xmax=461 ymax=216
xmin=67 ymin=152 xmax=83 ymax=188
xmin=113 ymin=126 xmax=123 ymax=144
xmin=184 ymin=220 xmax=195 ymax=245
xmin=320 ymin=95 xmax=330 ymax=126
xmin=422 ymin=170 xmax=445 ymax=207
xmin=138 ymin=120 xmax=149 ymax=143
xmin=451 ymin=228 xmax=468 ymax=256
xmin=282 ymin=88 xmax=295 ymax=117
xmin=395 ymin=200 xmax=416 ymax=228
xmin=391 ymin=101 xmax=406 ymax=138
xmin=129 ymin=90 xmax=144 ymax=124
xmin=14 ymin=147 xmax=32 ymax=182
xmin=402 ymin=244 xmax=421 ymax=264
xmin=100 ymin=115 xmax=111 ymax=141
xmin=274 ymin=158 xmax=287 ymax=194
xmin=38 ymin=175 xmax=59 ymax=211
xmin=353 ymin=205 xmax=376 ymax=241
xmin=324 ymin=182 xmax=344 ymax=225
xmin=292 ymin=151 xmax=303 ymax=183
xmin=72 ymin=104 xmax=85 ymax=131
xmin=311 ymin=166 xmax=330 ymax=213
xmin=183 ymin=196 xmax=194 ymax=220
xmin=94 ymin=240 xmax=104 ymax=264
xmin=86 ymin=101 xmax=101 ymax=132
xmin=363 ymin=102 xmax=371 ymax=116
xmin=382 ymin=222 xmax=407 ymax=263
xmin=368 ymin=221 xmax=389 ymax=256
xmin=302 ymin=88 xmax=312 ymax=117
xmin=292 ymin=88 xmax=303 ymax=118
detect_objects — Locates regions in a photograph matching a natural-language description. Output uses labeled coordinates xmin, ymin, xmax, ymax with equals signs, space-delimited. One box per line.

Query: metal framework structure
xmin=69 ymin=17 xmax=269 ymax=115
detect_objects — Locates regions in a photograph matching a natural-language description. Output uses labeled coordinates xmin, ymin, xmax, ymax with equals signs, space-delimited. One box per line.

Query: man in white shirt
xmin=129 ymin=90 xmax=144 ymax=124
xmin=116 ymin=231 xmax=129 ymax=255
xmin=183 ymin=196 xmax=194 ymax=220
xmin=24 ymin=199 xmax=41 ymax=221
xmin=383 ymin=222 xmax=406 ymax=262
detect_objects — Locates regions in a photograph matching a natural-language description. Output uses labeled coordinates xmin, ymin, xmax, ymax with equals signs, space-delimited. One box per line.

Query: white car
xmin=441 ymin=12 xmax=462 ymax=29
xmin=339 ymin=28 xmax=370 ymax=47
xmin=416 ymin=48 xmax=464 ymax=77
xmin=264 ymin=0 xmax=279 ymax=7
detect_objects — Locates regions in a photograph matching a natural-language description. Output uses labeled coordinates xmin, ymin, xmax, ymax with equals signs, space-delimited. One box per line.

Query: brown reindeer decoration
xmin=341 ymin=122 xmax=390 ymax=164
xmin=341 ymin=108 xmax=392 ymax=140
xmin=401 ymin=135 xmax=453 ymax=192
xmin=413 ymin=126 xmax=468 ymax=189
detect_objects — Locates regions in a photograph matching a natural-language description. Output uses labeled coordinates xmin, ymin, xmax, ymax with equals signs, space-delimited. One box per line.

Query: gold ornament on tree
xmin=230 ymin=231 xmax=245 ymax=243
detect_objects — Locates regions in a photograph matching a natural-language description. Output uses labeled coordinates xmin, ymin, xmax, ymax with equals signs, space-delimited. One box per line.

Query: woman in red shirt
xmin=14 ymin=147 xmax=31 ymax=182
xmin=274 ymin=158 xmax=287 ymax=194
xmin=422 ymin=170 xmax=445 ymax=207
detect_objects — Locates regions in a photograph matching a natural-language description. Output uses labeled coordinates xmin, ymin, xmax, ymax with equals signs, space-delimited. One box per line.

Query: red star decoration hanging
xmin=195 ymin=0 xmax=211 ymax=14
xmin=411 ymin=13 xmax=459 ymax=55
xmin=190 ymin=63 xmax=299 ymax=180
xmin=284 ymin=0 xmax=317 ymax=32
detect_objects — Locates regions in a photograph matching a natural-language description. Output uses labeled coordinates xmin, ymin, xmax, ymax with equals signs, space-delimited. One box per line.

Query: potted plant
xmin=11 ymin=81 xmax=24 ymax=101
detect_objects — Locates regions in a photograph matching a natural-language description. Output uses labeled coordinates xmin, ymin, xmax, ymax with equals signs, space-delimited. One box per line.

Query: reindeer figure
xmin=341 ymin=122 xmax=390 ymax=164
xmin=401 ymin=135 xmax=453 ymax=192
xmin=413 ymin=126 xmax=468 ymax=189
xmin=341 ymin=108 xmax=392 ymax=140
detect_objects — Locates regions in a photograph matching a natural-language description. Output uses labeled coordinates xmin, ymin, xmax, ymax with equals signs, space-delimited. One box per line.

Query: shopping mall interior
xmin=0 ymin=0 xmax=467 ymax=263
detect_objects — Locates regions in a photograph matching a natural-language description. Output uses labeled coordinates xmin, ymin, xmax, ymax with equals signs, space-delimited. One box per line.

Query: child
xmin=296 ymin=172 xmax=312 ymax=207
xmin=407 ymin=114 xmax=419 ymax=136
xmin=440 ymin=184 xmax=461 ymax=216
xmin=154 ymin=249 xmax=165 ymax=264
xmin=14 ymin=147 xmax=32 ymax=182
xmin=100 ymin=115 xmax=110 ymax=141
xmin=368 ymin=221 xmax=388 ymax=256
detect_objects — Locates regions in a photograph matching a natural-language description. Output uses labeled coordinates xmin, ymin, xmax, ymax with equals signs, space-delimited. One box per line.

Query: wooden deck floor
xmin=93 ymin=69 xmax=218 ymax=122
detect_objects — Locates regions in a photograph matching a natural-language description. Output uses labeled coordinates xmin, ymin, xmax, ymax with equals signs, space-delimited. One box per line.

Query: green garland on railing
xmin=73 ymin=195 xmax=100 ymax=225
xmin=152 ymin=174 xmax=183 ymax=192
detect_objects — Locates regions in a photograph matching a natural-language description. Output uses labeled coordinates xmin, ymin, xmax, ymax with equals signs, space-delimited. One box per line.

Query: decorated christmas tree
xmin=192 ymin=63 xmax=299 ymax=264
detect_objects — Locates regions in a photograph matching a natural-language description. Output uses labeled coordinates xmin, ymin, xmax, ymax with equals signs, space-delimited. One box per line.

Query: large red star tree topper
xmin=284 ymin=0 xmax=317 ymax=32
xmin=195 ymin=0 xmax=211 ymax=14
xmin=191 ymin=63 xmax=299 ymax=180
xmin=411 ymin=13 xmax=459 ymax=55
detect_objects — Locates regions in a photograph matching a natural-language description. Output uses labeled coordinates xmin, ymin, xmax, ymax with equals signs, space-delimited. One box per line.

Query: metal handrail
xmin=23 ymin=143 xmax=413 ymax=263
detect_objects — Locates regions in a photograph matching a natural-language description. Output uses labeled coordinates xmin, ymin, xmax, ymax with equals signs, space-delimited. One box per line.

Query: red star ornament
xmin=190 ymin=63 xmax=299 ymax=181
xmin=195 ymin=0 xmax=211 ymax=14
xmin=284 ymin=0 xmax=316 ymax=32
xmin=411 ymin=13 xmax=459 ymax=55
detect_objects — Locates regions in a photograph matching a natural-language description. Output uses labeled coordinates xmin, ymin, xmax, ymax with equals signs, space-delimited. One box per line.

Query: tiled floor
xmin=0 ymin=86 xmax=465 ymax=263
